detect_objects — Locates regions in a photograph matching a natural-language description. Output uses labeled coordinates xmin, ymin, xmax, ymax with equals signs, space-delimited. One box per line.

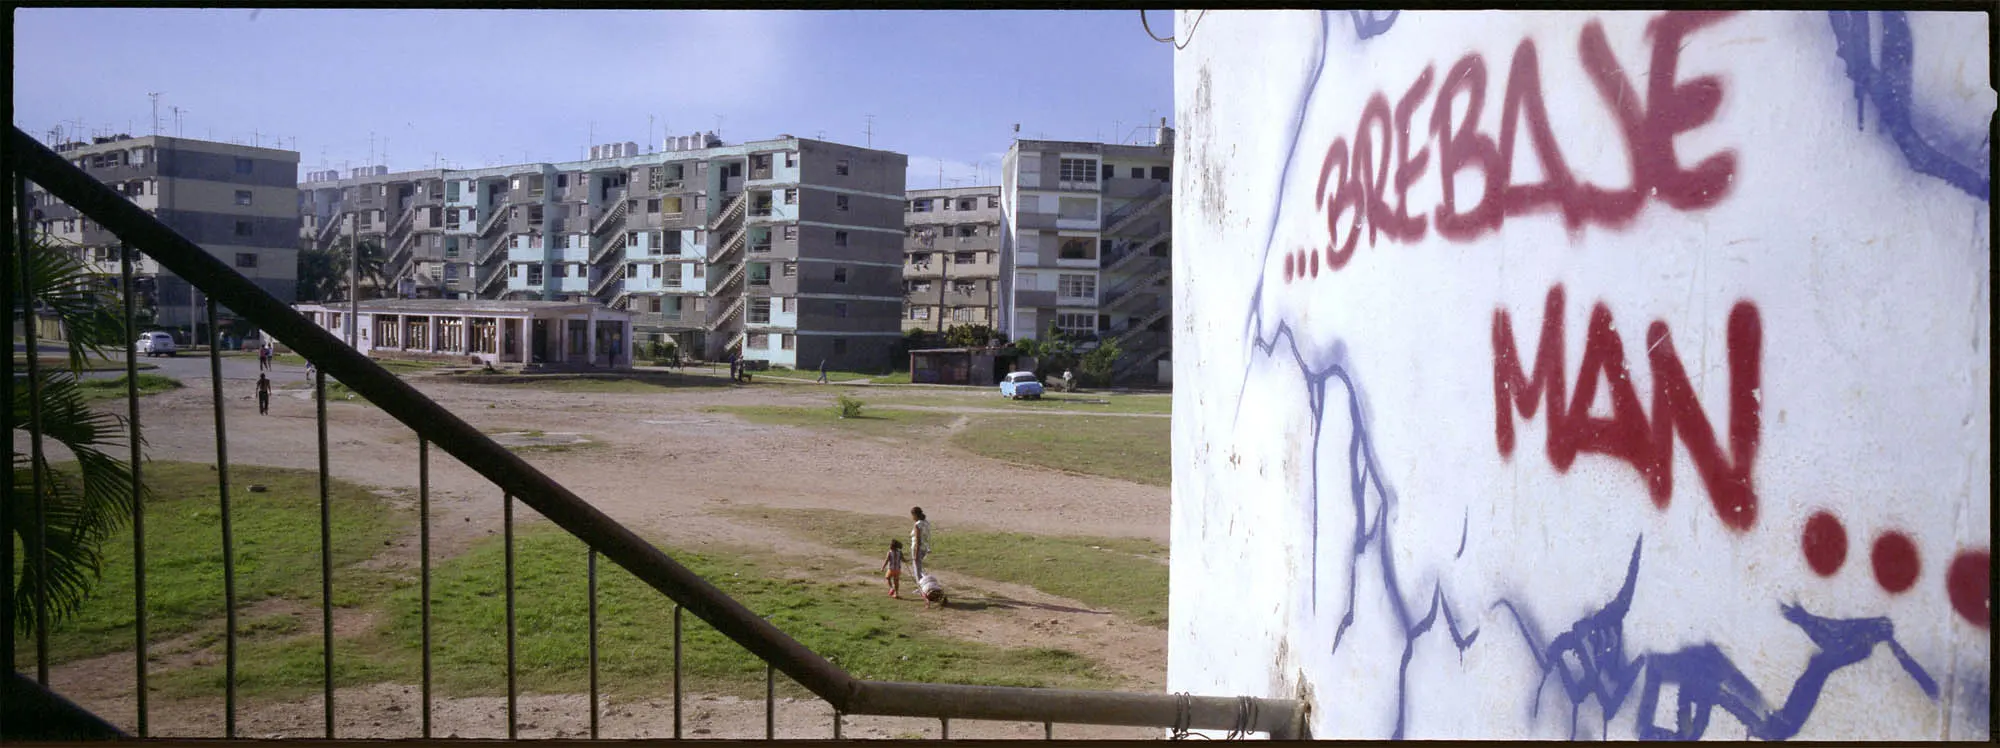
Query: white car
xmin=136 ymin=331 xmax=178 ymax=357
xmin=999 ymin=371 xmax=1044 ymax=400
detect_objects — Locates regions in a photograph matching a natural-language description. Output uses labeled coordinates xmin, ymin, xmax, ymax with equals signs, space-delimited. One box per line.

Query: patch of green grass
xmin=862 ymin=390 xmax=1172 ymax=416
xmin=76 ymin=373 xmax=182 ymax=402
xmin=731 ymin=508 xmax=1169 ymax=627
xmin=159 ymin=529 xmax=1122 ymax=700
xmin=11 ymin=462 xmax=411 ymax=667
xmin=952 ymin=415 xmax=1169 ymax=486
xmin=704 ymin=405 xmax=954 ymax=440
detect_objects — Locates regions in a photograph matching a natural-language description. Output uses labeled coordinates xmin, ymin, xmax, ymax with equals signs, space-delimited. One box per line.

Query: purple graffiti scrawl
xmin=1827 ymin=11 xmax=1991 ymax=202
xmin=1494 ymin=537 xmax=1940 ymax=740
xmin=1348 ymin=10 xmax=1400 ymax=40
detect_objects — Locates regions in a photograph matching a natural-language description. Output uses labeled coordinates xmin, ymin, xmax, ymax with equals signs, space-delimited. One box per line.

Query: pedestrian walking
xmin=259 ymin=344 xmax=272 ymax=371
xmin=256 ymin=373 xmax=271 ymax=415
xmin=816 ymin=359 xmax=829 ymax=384
xmin=881 ymin=540 xmax=906 ymax=598
xmin=909 ymin=507 xmax=933 ymax=578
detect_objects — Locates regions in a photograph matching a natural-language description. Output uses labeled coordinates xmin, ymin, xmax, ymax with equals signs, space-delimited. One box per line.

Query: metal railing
xmin=1103 ymin=183 xmax=1170 ymax=235
xmin=3 ymin=125 xmax=1304 ymax=740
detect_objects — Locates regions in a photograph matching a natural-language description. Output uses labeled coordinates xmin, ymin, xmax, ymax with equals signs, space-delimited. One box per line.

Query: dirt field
xmin=44 ymin=373 xmax=1173 ymax=739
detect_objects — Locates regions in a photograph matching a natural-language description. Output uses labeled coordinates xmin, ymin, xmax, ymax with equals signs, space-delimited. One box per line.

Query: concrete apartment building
xmin=902 ymin=186 xmax=1002 ymax=330
xmin=997 ymin=127 xmax=1174 ymax=383
xmin=300 ymin=135 xmax=909 ymax=370
xmin=27 ymin=134 xmax=301 ymax=335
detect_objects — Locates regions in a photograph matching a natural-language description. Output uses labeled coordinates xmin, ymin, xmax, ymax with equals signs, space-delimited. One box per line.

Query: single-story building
xmin=293 ymin=299 xmax=634 ymax=369
xmin=908 ymin=346 xmax=1036 ymax=387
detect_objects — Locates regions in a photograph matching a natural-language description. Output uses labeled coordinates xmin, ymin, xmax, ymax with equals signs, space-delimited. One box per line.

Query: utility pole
xmin=864 ymin=114 xmax=875 ymax=148
xmin=937 ymin=158 xmax=943 ymax=189
xmin=349 ymin=211 xmax=360 ymax=347
xmin=149 ymin=92 xmax=161 ymax=136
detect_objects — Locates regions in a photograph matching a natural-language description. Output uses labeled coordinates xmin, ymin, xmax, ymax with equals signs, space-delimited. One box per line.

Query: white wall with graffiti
xmin=1168 ymin=9 xmax=1989 ymax=740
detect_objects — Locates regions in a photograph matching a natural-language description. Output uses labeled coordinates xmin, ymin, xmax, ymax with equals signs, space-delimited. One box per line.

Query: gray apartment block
xmin=903 ymin=185 xmax=1002 ymax=331
xmin=26 ymin=134 xmax=301 ymax=336
xmin=299 ymin=134 xmax=909 ymax=371
xmin=997 ymin=129 xmax=1173 ymax=384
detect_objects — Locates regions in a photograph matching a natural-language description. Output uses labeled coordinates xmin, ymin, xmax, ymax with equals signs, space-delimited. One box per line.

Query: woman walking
xmin=909 ymin=507 xmax=933 ymax=578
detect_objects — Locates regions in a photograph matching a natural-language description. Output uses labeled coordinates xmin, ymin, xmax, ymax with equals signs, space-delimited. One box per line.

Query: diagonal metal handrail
xmin=8 ymin=125 xmax=1305 ymax=737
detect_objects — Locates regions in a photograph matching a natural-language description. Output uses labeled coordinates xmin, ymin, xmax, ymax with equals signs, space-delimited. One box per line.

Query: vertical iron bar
xmin=419 ymin=439 xmax=432 ymax=739
xmin=123 ymin=244 xmax=148 ymax=737
xmin=18 ymin=175 xmax=51 ymax=687
xmin=941 ymin=718 xmax=949 ymax=739
xmin=833 ymin=711 xmax=842 ymax=739
xmin=1045 ymin=721 xmax=1053 ymax=740
xmin=3 ymin=172 xmax=23 ymax=729
xmin=316 ymin=367 xmax=334 ymax=737
xmin=504 ymin=493 xmax=517 ymax=740
xmin=766 ymin=664 xmax=775 ymax=739
xmin=208 ymin=296 xmax=236 ymax=738
xmin=672 ymin=603 xmax=682 ymax=740
xmin=587 ymin=549 xmax=599 ymax=740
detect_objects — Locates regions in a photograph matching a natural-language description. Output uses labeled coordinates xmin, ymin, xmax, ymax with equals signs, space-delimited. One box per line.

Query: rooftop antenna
xmin=864 ymin=114 xmax=875 ymax=148
xmin=252 ymin=128 xmax=260 ymax=148
xmin=937 ymin=158 xmax=944 ymax=189
xmin=648 ymin=114 xmax=655 ymax=153
xmin=149 ymin=93 xmax=162 ymax=136
xmin=588 ymin=120 xmax=595 ymax=157
xmin=1113 ymin=119 xmax=1122 ymax=144
xmin=171 ymin=107 xmax=185 ymax=138
xmin=714 ymin=114 xmax=724 ymax=140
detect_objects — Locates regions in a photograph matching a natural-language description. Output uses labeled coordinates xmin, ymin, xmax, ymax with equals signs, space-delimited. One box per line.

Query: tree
xmin=298 ymin=237 xmax=388 ymax=302
xmin=9 ymin=236 xmax=149 ymax=631
xmin=942 ymin=323 xmax=1000 ymax=348
xmin=1079 ymin=336 xmax=1123 ymax=387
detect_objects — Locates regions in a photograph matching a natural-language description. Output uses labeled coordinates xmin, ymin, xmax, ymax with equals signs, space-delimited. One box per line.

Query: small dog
xmin=917 ymin=573 xmax=948 ymax=609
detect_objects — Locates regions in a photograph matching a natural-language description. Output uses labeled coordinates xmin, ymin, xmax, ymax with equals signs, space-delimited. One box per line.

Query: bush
xmin=836 ymin=395 xmax=865 ymax=419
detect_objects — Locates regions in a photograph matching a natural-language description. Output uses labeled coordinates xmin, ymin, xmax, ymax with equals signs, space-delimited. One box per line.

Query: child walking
xmin=256 ymin=373 xmax=271 ymax=415
xmin=881 ymin=540 xmax=905 ymax=598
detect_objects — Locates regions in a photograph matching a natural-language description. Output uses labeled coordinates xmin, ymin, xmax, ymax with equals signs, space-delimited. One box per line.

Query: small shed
xmin=908 ymin=346 xmax=1035 ymax=387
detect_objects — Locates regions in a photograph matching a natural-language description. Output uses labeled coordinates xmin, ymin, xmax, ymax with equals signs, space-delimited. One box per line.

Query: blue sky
xmin=13 ymin=8 xmax=1175 ymax=189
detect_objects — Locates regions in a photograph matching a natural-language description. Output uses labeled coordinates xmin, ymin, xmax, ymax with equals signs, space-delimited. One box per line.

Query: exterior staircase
xmin=590 ymin=230 xmax=630 ymax=266
xmin=706 ymin=291 xmax=745 ymax=331
xmin=590 ymin=263 xmax=626 ymax=298
xmin=1103 ymin=185 xmax=1170 ymax=237
xmin=1102 ymin=266 xmax=1171 ymax=312
xmin=591 ymin=190 xmax=630 ymax=235
xmin=477 ymin=260 xmax=509 ymax=295
xmin=478 ymin=203 xmax=511 ymax=237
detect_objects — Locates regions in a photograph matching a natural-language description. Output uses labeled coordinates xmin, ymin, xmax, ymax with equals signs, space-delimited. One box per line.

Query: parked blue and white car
xmin=999 ymin=371 xmax=1044 ymax=400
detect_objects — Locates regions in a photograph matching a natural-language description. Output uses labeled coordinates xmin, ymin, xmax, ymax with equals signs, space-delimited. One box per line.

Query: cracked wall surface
xmin=1169 ymin=9 xmax=1990 ymax=740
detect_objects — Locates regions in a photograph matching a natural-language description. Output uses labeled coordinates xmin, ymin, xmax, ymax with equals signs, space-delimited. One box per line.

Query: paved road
xmin=16 ymin=341 xmax=308 ymax=384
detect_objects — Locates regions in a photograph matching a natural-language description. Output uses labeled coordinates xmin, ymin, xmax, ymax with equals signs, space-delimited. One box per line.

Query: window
xmin=554 ymin=264 xmax=569 ymax=278
xmin=911 ymin=308 xmax=930 ymax=320
xmin=1058 ymin=237 xmax=1097 ymax=260
xmin=1058 ymin=273 xmax=1096 ymax=299
xmin=663 ymin=196 xmax=683 ymax=215
xmin=1056 ymin=312 xmax=1094 ymax=335
xmin=987 ymin=196 xmax=999 ymax=209
xmin=1152 ymin=166 xmax=1170 ymax=181
xmin=748 ymin=333 xmax=769 ymax=348
xmin=908 ymin=280 xmax=933 ymax=293
xmin=526 ymin=266 xmax=543 ymax=285
xmin=650 ymin=297 xmax=664 ymax=313
xmin=832 ymin=338 xmax=848 ymax=355
xmin=782 ymin=334 xmax=795 ymax=350
xmin=784 ymin=189 xmax=797 ymax=205
xmin=834 ymin=303 xmax=848 ymax=318
xmin=693 ymin=263 xmax=705 ymax=278
xmin=750 ymin=299 xmax=771 ymax=324
xmin=953 ymin=280 xmax=977 ymax=295
xmin=234 ymin=157 xmax=253 ymax=175
xmin=234 ymin=253 xmax=258 ymax=268
xmin=834 ymin=231 xmax=849 ymax=247
xmin=558 ymin=174 xmax=569 ymax=188
xmin=835 ymin=159 xmax=850 ymax=176
xmin=1103 ymin=164 xmax=1115 ymax=180
xmin=833 ymin=267 xmax=848 ymax=283
xmin=954 ymin=252 xmax=977 ymax=265
xmin=909 ymin=199 xmax=933 ymax=213
xmin=955 ymin=225 xmax=977 ymax=238
xmin=1058 ymin=197 xmax=1097 ymax=219
xmin=234 ymin=190 xmax=253 ymax=206
xmin=909 ymin=252 xmax=931 ymax=266
xmin=782 ymin=298 xmax=797 ymax=313
xmin=953 ymin=308 xmax=975 ymax=322
xmin=782 ymin=225 xmax=797 ymax=241
xmin=958 ymin=197 xmax=978 ymax=211
xmin=648 ymin=199 xmax=661 ymax=214
xmin=511 ymin=265 xmax=522 ymax=277
xmin=784 ymin=152 xmax=797 ymax=168
xmin=1059 ymin=158 xmax=1098 ymax=183
xmin=782 ymin=262 xmax=797 ymax=277
xmin=234 ymin=220 xmax=253 ymax=237
xmin=836 ymin=195 xmax=849 ymax=211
